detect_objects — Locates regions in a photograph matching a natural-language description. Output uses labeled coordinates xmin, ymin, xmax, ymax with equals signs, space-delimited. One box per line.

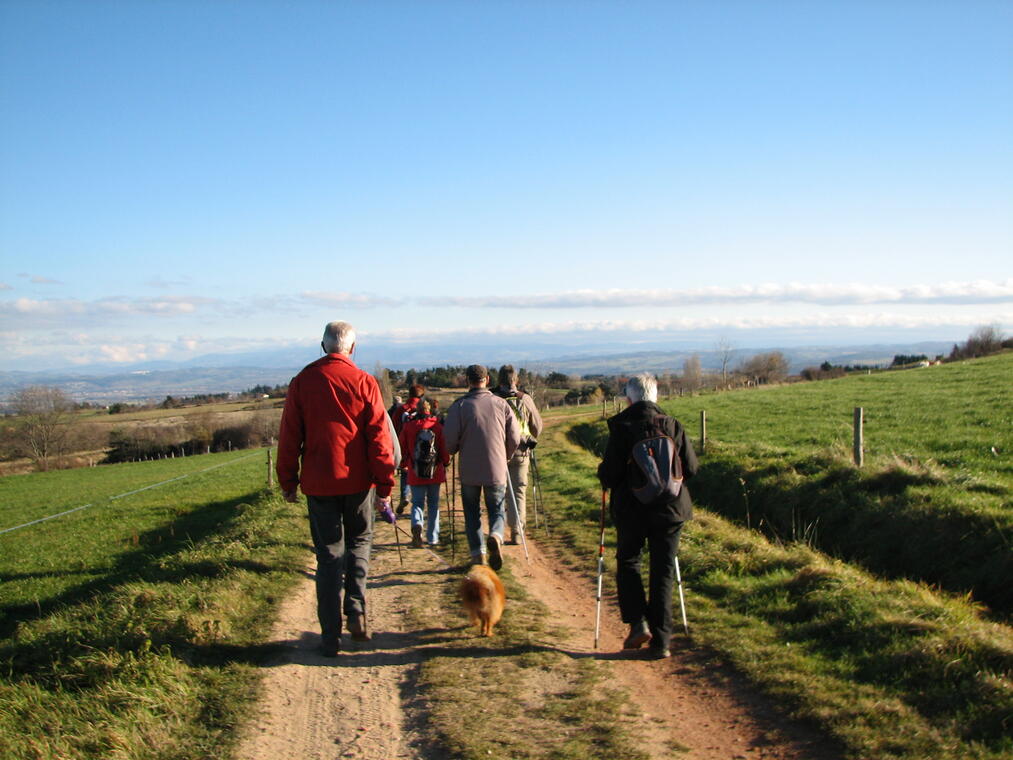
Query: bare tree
xmin=682 ymin=355 xmax=702 ymax=393
xmin=716 ymin=338 xmax=736 ymax=385
xmin=740 ymin=352 xmax=790 ymax=385
xmin=8 ymin=386 xmax=76 ymax=470
xmin=373 ymin=362 xmax=394 ymax=408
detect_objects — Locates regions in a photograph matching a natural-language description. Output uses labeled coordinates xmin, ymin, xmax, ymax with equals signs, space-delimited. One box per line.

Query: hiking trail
xmin=235 ymin=521 xmax=840 ymax=760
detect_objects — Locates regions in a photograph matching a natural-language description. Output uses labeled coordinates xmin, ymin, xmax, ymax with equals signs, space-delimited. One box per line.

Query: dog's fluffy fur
xmin=459 ymin=564 xmax=506 ymax=636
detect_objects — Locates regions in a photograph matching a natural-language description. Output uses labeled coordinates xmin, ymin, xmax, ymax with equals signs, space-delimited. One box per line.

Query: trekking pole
xmin=675 ymin=555 xmax=689 ymax=635
xmin=451 ymin=455 xmax=457 ymax=564
xmin=505 ymin=474 xmax=530 ymax=563
xmin=530 ymin=450 xmax=549 ymax=536
xmin=391 ymin=519 xmax=404 ymax=567
xmin=594 ymin=488 xmax=607 ymax=649
xmin=528 ymin=451 xmax=541 ymax=531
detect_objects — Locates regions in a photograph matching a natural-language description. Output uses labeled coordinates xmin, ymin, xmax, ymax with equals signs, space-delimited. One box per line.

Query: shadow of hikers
xmin=257 ymin=621 xmax=649 ymax=669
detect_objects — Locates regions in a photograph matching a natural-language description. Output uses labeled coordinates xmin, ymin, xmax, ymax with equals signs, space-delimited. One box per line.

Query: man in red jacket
xmin=277 ymin=321 xmax=396 ymax=656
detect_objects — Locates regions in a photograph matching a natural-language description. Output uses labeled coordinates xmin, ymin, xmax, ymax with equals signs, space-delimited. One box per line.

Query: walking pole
xmin=594 ymin=489 xmax=607 ymax=649
xmin=391 ymin=519 xmax=404 ymax=567
xmin=675 ymin=555 xmax=689 ymax=635
xmin=505 ymin=474 xmax=530 ymax=563
xmin=530 ymin=450 xmax=549 ymax=536
xmin=451 ymin=455 xmax=457 ymax=564
xmin=527 ymin=450 xmax=541 ymax=531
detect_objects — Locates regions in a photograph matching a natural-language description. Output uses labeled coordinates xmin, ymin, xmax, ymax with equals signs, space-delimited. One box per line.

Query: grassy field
xmin=3 ymin=355 xmax=1010 ymax=759
xmin=547 ymin=354 xmax=1013 ymax=757
xmin=573 ymin=352 xmax=1013 ymax=616
xmin=0 ymin=449 xmax=307 ymax=759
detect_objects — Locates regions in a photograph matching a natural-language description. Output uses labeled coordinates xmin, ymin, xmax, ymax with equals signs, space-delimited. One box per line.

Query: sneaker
xmin=645 ymin=645 xmax=671 ymax=660
xmin=347 ymin=614 xmax=370 ymax=642
xmin=487 ymin=534 xmax=503 ymax=571
xmin=622 ymin=619 xmax=652 ymax=649
xmin=396 ymin=500 xmax=407 ymax=515
xmin=469 ymin=553 xmax=486 ymax=567
xmin=411 ymin=524 xmax=423 ymax=548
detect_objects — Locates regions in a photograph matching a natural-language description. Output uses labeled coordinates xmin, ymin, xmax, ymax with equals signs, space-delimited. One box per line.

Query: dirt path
xmin=234 ymin=517 xmax=840 ymax=760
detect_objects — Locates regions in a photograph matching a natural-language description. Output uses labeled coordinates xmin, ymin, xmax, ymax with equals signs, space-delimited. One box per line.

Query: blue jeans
xmin=410 ymin=483 xmax=442 ymax=544
xmin=459 ymin=483 xmax=506 ymax=559
xmin=306 ymin=491 xmax=373 ymax=645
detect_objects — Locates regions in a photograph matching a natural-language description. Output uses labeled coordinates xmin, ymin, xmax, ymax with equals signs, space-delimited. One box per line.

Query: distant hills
xmin=0 ymin=340 xmax=954 ymax=404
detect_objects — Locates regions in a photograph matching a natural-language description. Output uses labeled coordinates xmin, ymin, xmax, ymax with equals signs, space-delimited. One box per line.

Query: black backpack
xmin=628 ymin=434 xmax=683 ymax=504
xmin=413 ymin=427 xmax=438 ymax=479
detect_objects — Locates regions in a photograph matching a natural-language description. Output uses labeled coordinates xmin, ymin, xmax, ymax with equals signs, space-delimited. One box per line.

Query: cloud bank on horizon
xmin=1 ymin=278 xmax=1010 ymax=370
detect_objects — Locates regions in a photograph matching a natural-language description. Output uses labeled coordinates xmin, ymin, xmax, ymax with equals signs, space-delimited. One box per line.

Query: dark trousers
xmin=307 ymin=491 xmax=374 ymax=644
xmin=613 ymin=501 xmax=684 ymax=645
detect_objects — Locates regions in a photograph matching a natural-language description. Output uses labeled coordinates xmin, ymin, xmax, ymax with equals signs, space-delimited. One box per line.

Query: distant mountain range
xmin=0 ymin=340 xmax=954 ymax=405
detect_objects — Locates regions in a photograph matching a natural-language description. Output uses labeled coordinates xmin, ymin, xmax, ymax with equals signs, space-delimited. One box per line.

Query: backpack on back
xmin=413 ymin=427 xmax=438 ymax=479
xmin=628 ymin=433 xmax=683 ymax=505
xmin=504 ymin=393 xmax=532 ymax=441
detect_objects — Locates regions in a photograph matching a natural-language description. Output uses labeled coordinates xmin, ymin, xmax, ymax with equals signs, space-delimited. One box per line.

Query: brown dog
xmin=459 ymin=564 xmax=506 ymax=636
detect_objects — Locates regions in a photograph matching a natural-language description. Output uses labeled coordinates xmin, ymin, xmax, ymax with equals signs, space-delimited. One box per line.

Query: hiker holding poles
xmin=443 ymin=364 xmax=521 ymax=570
xmin=597 ymin=373 xmax=698 ymax=660
xmin=276 ymin=321 xmax=398 ymax=657
xmin=492 ymin=365 xmax=543 ymax=545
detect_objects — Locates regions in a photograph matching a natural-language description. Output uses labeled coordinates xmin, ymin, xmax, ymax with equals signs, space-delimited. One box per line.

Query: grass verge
xmin=0 ymin=488 xmax=306 ymax=760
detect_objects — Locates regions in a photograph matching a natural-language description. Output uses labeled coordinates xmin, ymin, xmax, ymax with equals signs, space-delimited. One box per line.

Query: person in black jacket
xmin=597 ymin=373 xmax=698 ymax=659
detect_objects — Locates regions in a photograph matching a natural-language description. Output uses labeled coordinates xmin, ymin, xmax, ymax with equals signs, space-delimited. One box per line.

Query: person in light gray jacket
xmin=443 ymin=364 xmax=520 ymax=569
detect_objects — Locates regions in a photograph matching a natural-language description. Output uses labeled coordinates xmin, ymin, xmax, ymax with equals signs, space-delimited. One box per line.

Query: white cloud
xmin=0 ymin=295 xmax=221 ymax=327
xmin=301 ymin=291 xmax=405 ymax=308
xmin=419 ymin=279 xmax=1013 ymax=309
xmin=367 ymin=311 xmax=1013 ymax=340
xmin=30 ymin=275 xmax=62 ymax=285
xmin=0 ymin=282 xmax=12 ymax=291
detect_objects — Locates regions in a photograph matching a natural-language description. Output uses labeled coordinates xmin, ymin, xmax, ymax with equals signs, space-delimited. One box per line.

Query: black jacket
xmin=597 ymin=400 xmax=698 ymax=522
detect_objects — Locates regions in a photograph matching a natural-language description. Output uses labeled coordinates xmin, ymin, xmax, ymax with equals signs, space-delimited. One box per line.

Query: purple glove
xmin=376 ymin=497 xmax=396 ymax=524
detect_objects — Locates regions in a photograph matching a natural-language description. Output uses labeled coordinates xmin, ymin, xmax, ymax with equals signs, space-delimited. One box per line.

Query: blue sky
xmin=1 ymin=1 xmax=1011 ymax=371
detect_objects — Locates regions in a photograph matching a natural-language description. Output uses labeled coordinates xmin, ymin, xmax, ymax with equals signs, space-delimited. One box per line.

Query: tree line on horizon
xmin=0 ymin=326 xmax=1007 ymax=474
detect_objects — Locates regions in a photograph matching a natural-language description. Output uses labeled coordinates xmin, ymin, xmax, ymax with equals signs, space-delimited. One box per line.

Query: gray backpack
xmin=628 ymin=434 xmax=683 ymax=504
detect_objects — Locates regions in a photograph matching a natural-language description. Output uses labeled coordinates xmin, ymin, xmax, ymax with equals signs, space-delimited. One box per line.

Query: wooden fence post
xmin=267 ymin=449 xmax=274 ymax=489
xmin=853 ymin=407 xmax=864 ymax=467
xmin=700 ymin=410 xmax=707 ymax=455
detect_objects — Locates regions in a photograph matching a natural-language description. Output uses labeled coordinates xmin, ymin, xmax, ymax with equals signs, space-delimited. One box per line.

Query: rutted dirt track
xmin=235 ymin=520 xmax=840 ymax=760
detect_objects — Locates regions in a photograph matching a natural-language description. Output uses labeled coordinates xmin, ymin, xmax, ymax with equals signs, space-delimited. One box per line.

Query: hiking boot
xmin=396 ymin=499 xmax=407 ymax=515
xmin=487 ymin=534 xmax=503 ymax=571
xmin=347 ymin=614 xmax=369 ymax=642
xmin=506 ymin=528 xmax=518 ymax=545
xmin=320 ymin=636 xmax=340 ymax=657
xmin=623 ymin=619 xmax=652 ymax=649
xmin=645 ymin=645 xmax=671 ymax=660
xmin=470 ymin=553 xmax=486 ymax=567
xmin=411 ymin=524 xmax=423 ymax=548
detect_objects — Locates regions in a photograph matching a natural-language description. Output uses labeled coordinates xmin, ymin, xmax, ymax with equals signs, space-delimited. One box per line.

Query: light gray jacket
xmin=443 ymin=388 xmax=520 ymax=486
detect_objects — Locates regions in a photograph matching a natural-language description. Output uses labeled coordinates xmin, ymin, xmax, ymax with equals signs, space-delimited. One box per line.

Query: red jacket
xmin=276 ymin=353 xmax=396 ymax=497
xmin=392 ymin=397 xmax=420 ymax=435
xmin=399 ymin=415 xmax=450 ymax=486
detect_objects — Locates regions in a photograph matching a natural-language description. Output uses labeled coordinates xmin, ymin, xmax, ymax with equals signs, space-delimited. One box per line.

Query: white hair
xmin=322 ymin=321 xmax=356 ymax=354
xmin=624 ymin=373 xmax=658 ymax=403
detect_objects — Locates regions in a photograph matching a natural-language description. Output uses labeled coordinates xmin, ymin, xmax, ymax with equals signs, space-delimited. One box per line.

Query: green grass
xmin=0 ymin=453 xmax=307 ymax=760
xmin=540 ymin=381 xmax=1013 ymax=759
xmin=407 ymin=553 xmax=650 ymax=760
xmin=573 ymin=353 xmax=1013 ymax=615
xmin=0 ymin=449 xmax=273 ymax=632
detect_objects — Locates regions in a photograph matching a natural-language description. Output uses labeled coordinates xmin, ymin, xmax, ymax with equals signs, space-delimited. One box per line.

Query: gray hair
xmin=322 ymin=321 xmax=356 ymax=354
xmin=624 ymin=373 xmax=658 ymax=403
